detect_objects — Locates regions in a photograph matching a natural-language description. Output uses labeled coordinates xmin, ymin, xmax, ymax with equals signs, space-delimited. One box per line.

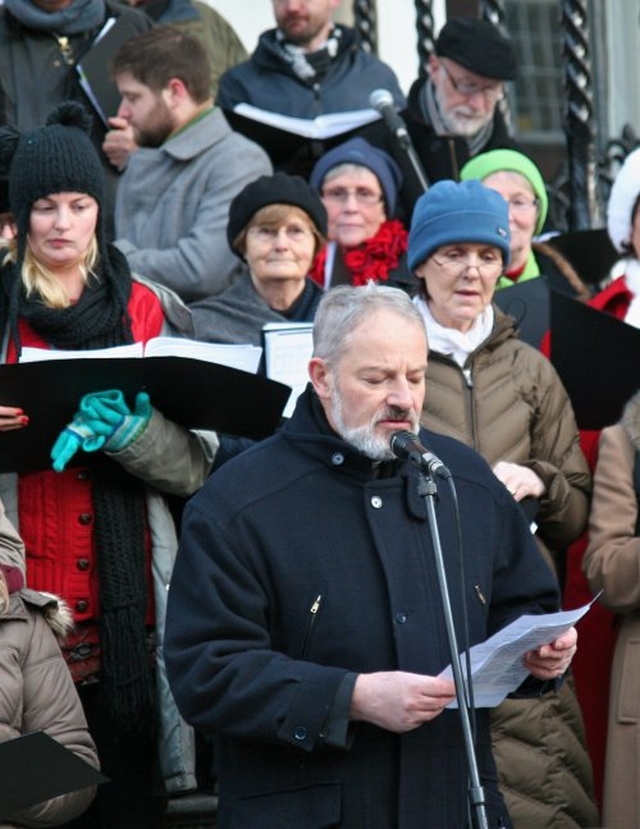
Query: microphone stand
xmin=417 ymin=468 xmax=489 ymax=829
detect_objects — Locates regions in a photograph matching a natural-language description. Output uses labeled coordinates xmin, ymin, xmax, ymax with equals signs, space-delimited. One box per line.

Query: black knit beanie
xmin=0 ymin=101 xmax=106 ymax=266
xmin=227 ymin=172 xmax=328 ymax=256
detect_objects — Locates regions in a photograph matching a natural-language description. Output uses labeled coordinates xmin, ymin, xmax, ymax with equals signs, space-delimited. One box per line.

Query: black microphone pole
xmin=391 ymin=433 xmax=489 ymax=829
xmin=369 ymin=88 xmax=430 ymax=194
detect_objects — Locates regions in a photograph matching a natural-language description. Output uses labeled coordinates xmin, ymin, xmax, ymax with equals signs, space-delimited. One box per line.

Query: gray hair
xmin=313 ymin=283 xmax=426 ymax=366
xmin=321 ymin=162 xmax=377 ymax=186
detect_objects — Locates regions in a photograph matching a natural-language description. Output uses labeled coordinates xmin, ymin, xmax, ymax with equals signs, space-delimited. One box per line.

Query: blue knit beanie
xmin=408 ymin=180 xmax=510 ymax=270
xmin=310 ymin=137 xmax=403 ymax=215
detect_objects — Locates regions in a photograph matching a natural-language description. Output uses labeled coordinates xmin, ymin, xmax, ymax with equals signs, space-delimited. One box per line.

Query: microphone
xmin=389 ymin=430 xmax=452 ymax=480
xmin=368 ymin=89 xmax=430 ymax=193
xmin=369 ymin=88 xmax=410 ymax=146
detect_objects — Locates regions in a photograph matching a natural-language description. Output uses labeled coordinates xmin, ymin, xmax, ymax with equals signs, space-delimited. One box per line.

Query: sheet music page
xmin=20 ymin=338 xmax=262 ymax=374
xmin=233 ymin=103 xmax=381 ymax=139
xmin=438 ymin=597 xmax=597 ymax=708
xmin=263 ymin=323 xmax=314 ymax=417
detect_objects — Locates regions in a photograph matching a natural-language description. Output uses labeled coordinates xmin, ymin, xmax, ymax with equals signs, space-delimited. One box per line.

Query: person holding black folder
xmin=0 ymin=102 xmax=219 ymax=827
xmin=216 ymin=0 xmax=405 ymax=178
xmin=408 ymin=180 xmax=598 ymax=828
xmin=0 ymin=549 xmax=100 ymax=826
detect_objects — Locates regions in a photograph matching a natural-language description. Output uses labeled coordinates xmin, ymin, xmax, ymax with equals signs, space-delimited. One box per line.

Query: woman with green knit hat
xmin=461 ymin=148 xmax=589 ymax=346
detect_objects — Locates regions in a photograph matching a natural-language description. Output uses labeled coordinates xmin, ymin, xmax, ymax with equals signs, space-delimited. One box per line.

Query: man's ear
xmin=162 ymin=77 xmax=187 ymax=109
xmin=308 ymin=357 xmax=332 ymax=402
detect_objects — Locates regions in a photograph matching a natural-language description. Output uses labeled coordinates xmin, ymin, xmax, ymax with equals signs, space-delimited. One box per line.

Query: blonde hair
xmin=2 ymin=235 xmax=99 ymax=308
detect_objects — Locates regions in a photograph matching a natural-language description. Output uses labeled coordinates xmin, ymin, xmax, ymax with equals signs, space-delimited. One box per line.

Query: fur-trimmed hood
xmin=1 ymin=586 xmax=74 ymax=639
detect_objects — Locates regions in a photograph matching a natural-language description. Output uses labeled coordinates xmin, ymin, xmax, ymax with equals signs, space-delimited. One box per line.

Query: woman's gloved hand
xmin=51 ymin=389 xmax=152 ymax=472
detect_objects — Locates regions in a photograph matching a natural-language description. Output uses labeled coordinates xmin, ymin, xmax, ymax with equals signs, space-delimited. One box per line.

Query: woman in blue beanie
xmin=408 ymin=179 xmax=598 ymax=829
xmin=309 ymin=137 xmax=417 ymax=294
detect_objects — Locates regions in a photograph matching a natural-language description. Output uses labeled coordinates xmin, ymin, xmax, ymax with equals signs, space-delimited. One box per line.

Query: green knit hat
xmin=460 ymin=149 xmax=548 ymax=235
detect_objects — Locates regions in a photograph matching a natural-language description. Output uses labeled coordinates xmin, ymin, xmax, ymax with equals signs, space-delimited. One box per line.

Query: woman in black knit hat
xmin=190 ymin=171 xmax=327 ymax=346
xmin=0 ymin=102 xmax=219 ymax=827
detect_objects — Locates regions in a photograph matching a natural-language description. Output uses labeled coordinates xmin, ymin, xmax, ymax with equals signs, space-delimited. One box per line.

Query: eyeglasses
xmin=321 ymin=187 xmax=383 ymax=207
xmin=247 ymin=223 xmax=314 ymax=243
xmin=440 ymin=61 xmax=504 ymax=103
xmin=506 ymin=197 xmax=540 ymax=214
xmin=431 ymin=250 xmax=503 ymax=278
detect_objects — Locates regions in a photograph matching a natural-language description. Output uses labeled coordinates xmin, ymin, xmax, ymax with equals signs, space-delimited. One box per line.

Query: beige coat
xmin=0 ymin=589 xmax=99 ymax=827
xmin=583 ymin=390 xmax=640 ymax=829
xmin=421 ymin=307 xmax=598 ymax=827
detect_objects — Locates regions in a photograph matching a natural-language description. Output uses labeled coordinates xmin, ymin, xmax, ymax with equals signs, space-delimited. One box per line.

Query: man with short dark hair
xmin=110 ymin=26 xmax=271 ymax=303
xmin=165 ymin=282 xmax=577 ymax=829
xmin=363 ymin=16 xmax=520 ymax=219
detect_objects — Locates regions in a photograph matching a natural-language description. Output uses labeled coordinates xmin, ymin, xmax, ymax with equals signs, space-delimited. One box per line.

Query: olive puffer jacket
xmin=420 ymin=306 xmax=598 ymax=828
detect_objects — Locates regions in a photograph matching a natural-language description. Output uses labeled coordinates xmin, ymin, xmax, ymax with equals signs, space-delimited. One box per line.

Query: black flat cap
xmin=435 ymin=17 xmax=518 ymax=81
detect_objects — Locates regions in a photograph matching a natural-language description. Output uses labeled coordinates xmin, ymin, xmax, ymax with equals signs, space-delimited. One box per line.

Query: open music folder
xmin=0 ymin=338 xmax=290 ymax=472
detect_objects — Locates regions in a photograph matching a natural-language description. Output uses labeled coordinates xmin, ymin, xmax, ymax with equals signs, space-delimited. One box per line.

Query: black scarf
xmin=3 ymin=245 xmax=154 ymax=730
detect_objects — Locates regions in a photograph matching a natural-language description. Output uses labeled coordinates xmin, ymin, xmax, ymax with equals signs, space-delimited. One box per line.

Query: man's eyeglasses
xmin=440 ymin=61 xmax=504 ymax=103
xmin=431 ymin=250 xmax=503 ymax=278
xmin=322 ymin=187 xmax=383 ymax=206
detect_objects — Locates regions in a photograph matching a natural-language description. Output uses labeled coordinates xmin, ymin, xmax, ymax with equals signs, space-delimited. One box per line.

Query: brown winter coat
xmin=421 ymin=306 xmax=598 ymax=828
xmin=583 ymin=390 xmax=640 ymax=829
xmin=0 ymin=588 xmax=99 ymax=827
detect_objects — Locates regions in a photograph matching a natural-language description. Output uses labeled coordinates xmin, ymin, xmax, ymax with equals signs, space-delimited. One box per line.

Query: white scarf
xmin=413 ymin=295 xmax=494 ymax=379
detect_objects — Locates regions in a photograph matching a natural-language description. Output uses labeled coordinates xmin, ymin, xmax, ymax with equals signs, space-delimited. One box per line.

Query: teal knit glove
xmin=51 ymin=415 xmax=108 ymax=472
xmin=79 ymin=389 xmax=152 ymax=452
xmin=51 ymin=390 xmax=152 ymax=472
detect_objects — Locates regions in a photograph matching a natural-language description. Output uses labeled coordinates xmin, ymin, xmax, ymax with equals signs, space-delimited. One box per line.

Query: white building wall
xmin=605 ymin=1 xmax=640 ymax=139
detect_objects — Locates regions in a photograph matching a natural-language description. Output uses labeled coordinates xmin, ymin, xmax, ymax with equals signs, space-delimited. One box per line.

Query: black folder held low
xmin=0 ymin=732 xmax=107 ymax=818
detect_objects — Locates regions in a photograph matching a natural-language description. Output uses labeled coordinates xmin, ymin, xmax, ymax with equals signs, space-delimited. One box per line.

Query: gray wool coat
xmin=114 ymin=107 xmax=272 ymax=304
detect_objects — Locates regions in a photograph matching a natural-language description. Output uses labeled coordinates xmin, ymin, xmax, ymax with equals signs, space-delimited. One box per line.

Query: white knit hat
xmin=607 ymin=148 xmax=640 ymax=253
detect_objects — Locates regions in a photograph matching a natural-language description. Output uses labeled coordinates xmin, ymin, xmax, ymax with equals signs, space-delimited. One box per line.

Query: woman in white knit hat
xmin=592 ymin=147 xmax=640 ymax=322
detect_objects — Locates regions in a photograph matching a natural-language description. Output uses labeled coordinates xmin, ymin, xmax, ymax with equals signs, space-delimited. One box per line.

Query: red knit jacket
xmin=8 ymin=282 xmax=164 ymax=681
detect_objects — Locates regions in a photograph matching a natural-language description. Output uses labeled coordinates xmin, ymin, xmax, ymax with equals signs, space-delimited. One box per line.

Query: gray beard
xmin=329 ymin=388 xmax=415 ymax=462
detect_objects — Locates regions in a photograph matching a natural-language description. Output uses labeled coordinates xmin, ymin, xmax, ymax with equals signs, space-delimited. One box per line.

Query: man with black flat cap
xmin=362 ymin=16 xmax=520 ymax=220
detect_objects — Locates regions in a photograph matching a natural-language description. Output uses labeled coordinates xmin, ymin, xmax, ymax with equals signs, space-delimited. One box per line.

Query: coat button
xmin=331 ymin=453 xmax=344 ymax=466
xmin=75 ymin=599 xmax=89 ymax=613
xmin=395 ymin=612 xmax=408 ymax=624
xmin=370 ymin=496 xmax=383 ymax=509
xmin=77 ymin=558 xmax=90 ymax=571
xmin=293 ymin=727 xmax=307 ymax=741
xmin=78 ymin=513 xmax=92 ymax=525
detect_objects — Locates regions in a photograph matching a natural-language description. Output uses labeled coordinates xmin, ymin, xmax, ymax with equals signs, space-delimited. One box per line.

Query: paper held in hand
xmin=438 ymin=596 xmax=597 ymax=708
